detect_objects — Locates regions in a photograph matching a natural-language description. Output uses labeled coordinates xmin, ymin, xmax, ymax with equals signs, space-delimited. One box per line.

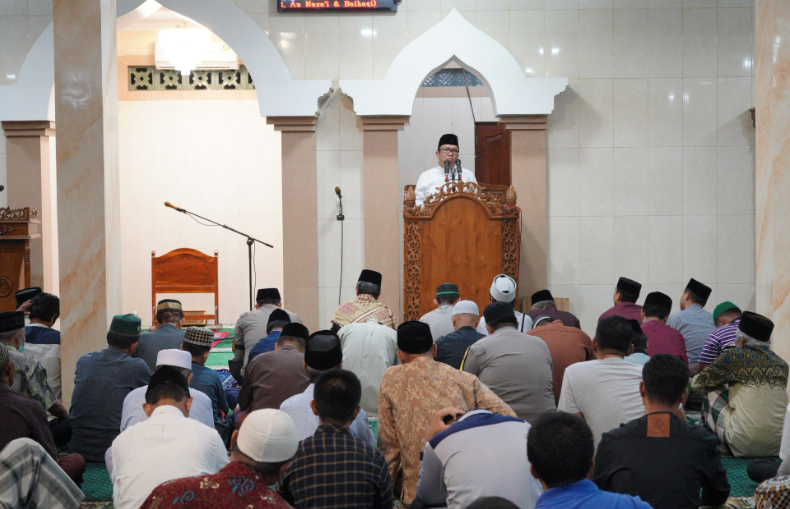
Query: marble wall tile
xmin=579 ymin=9 xmax=614 ymax=78
xmin=442 ymin=0 xmax=475 ymax=9
xmin=246 ymin=13 xmax=270 ymax=36
xmin=512 ymin=0 xmax=547 ymax=8
xmin=717 ymin=283 xmax=755 ymax=310
xmin=340 ymin=150 xmax=364 ymax=219
xmin=718 ymin=214 xmax=755 ymax=283
xmin=684 ymin=0 xmax=716 ymax=8
xmin=545 ymin=10 xmax=579 ymax=78
xmin=0 ymin=16 xmax=31 ymax=85
xmin=614 ymin=147 xmax=649 ymax=215
xmin=510 ymin=10 xmax=546 ymax=77
xmin=649 ymin=215 xmax=683 ymax=283
xmin=682 ymin=215 xmax=718 ymax=282
xmin=682 ymin=78 xmax=718 ymax=146
xmin=649 ymin=147 xmax=683 ymax=215
xmin=339 ymin=15 xmax=374 ymax=80
xmin=316 ymin=150 xmax=341 ymax=221
xmin=579 ymin=147 xmax=614 ymax=216
xmin=614 ymin=9 xmax=649 ymax=78
xmin=548 ymin=216 xmax=580 ymax=285
xmin=548 ymin=148 xmax=581 ymax=216
xmin=316 ymin=92 xmax=340 ymax=151
xmin=579 ymin=216 xmax=615 ymax=284
xmin=683 ymin=147 xmax=718 ymax=215
xmin=373 ymin=10 xmax=409 ymax=78
xmin=407 ymin=10 xmax=441 ymax=42
xmin=269 ymin=13 xmax=305 ymax=79
xmin=235 ymin=0 xmax=273 ymax=13
xmin=648 ymin=78 xmax=683 ymax=146
xmin=548 ymin=284 xmax=582 ymax=317
xmin=614 ymin=216 xmax=650 ymax=283
xmin=548 ymin=79 xmax=580 ymax=147
xmin=682 ymin=8 xmax=718 ymax=77
xmin=477 ymin=0 xmax=509 ymax=8
xmin=318 ymin=218 xmax=364 ymax=289
xmin=304 ymin=14 xmax=338 ymax=80
xmin=648 ymin=8 xmax=682 ymax=77
xmin=717 ymin=146 xmax=755 ymax=215
xmin=476 ymin=10 xmax=510 ymax=48
xmin=717 ymin=7 xmax=753 ymax=77
xmin=614 ymin=78 xmax=648 ymax=147
xmin=339 ymin=94 xmax=363 ymax=151
xmin=580 ymin=0 xmax=614 ymax=8
xmin=546 ymin=0 xmax=581 ymax=9
xmin=616 ymin=0 xmax=649 ymax=7
xmin=649 ymin=0 xmax=682 ymax=8
xmin=409 ymin=0 xmax=441 ymax=10
xmin=0 ymin=0 xmax=26 ymax=15
xmin=579 ymin=79 xmax=614 ymax=147
xmin=718 ymin=0 xmax=752 ymax=6
xmin=717 ymin=77 xmax=755 ymax=146
xmin=578 ymin=284 xmax=616 ymax=335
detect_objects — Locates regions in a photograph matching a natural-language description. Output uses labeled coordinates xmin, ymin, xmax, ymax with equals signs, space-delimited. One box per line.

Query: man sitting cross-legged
xmin=593 ymin=354 xmax=730 ymax=509
xmin=528 ymin=412 xmax=652 ymax=508
xmin=278 ymin=369 xmax=393 ymax=508
xmin=140 ymin=408 xmax=298 ymax=509
xmin=111 ymin=366 xmax=228 ymax=509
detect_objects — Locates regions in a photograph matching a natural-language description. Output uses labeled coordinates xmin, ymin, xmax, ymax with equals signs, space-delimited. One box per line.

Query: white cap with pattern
xmin=452 ymin=300 xmax=480 ymax=317
xmin=490 ymin=274 xmax=517 ymax=303
xmin=156 ymin=349 xmax=192 ymax=370
xmin=237 ymin=409 xmax=299 ymax=463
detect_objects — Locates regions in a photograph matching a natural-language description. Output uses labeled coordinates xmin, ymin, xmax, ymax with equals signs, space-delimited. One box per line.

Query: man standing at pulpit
xmin=415 ymin=134 xmax=477 ymax=205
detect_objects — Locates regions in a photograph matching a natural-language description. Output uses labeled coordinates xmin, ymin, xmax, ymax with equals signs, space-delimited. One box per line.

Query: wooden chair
xmin=151 ymin=248 xmax=219 ymax=326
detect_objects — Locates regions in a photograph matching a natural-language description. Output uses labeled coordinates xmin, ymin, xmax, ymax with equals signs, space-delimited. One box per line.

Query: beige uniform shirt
xmin=233 ymin=304 xmax=302 ymax=368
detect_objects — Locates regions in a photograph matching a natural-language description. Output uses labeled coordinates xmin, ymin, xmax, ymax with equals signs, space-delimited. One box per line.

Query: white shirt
xmin=23 ymin=323 xmax=61 ymax=402
xmin=477 ymin=312 xmax=533 ymax=336
xmin=280 ymin=384 xmax=376 ymax=447
xmin=121 ymin=385 xmax=215 ymax=432
xmin=558 ymin=357 xmax=645 ymax=450
xmin=415 ymin=166 xmax=477 ymax=205
xmin=111 ymin=405 xmax=229 ymax=509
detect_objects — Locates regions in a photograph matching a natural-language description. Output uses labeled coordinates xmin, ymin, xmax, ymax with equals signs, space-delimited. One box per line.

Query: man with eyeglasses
xmin=414 ymin=134 xmax=477 ymax=205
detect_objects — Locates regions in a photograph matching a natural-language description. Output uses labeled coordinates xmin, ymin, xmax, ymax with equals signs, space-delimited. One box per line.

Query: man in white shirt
xmin=337 ymin=320 xmax=399 ymax=416
xmin=110 ymin=366 xmax=228 ymax=509
xmin=558 ymin=315 xmax=645 ymax=450
xmin=414 ymin=134 xmax=477 ymax=205
xmin=476 ymin=274 xmax=533 ymax=336
xmin=280 ymin=331 xmax=375 ymax=446
xmin=419 ymin=283 xmax=459 ymax=341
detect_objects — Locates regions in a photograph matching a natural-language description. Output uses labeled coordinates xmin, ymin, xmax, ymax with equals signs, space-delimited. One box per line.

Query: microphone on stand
xmin=455 ymin=159 xmax=463 ymax=182
xmin=335 ymin=187 xmax=344 ymax=221
xmin=164 ymin=201 xmax=186 ymax=213
xmin=444 ymin=160 xmax=451 ymax=183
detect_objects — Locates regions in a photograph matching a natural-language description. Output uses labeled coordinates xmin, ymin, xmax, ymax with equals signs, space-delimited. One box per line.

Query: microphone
xmin=335 ymin=187 xmax=344 ymax=221
xmin=164 ymin=201 xmax=185 ymax=213
xmin=335 ymin=186 xmax=342 ymax=198
xmin=444 ymin=160 xmax=450 ymax=182
xmin=0 ymin=185 xmax=4 ymax=192
xmin=455 ymin=160 xmax=463 ymax=182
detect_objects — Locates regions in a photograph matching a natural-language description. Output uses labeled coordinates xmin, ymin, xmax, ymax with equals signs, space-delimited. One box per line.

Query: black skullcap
xmin=358 ymin=269 xmax=382 ymax=286
xmin=484 ymin=302 xmax=518 ymax=327
xmin=685 ymin=278 xmax=712 ymax=300
xmin=281 ymin=323 xmax=310 ymax=341
xmin=15 ymin=287 xmax=41 ymax=307
xmin=256 ymin=288 xmax=281 ymax=301
xmin=466 ymin=497 xmax=520 ymax=509
xmin=530 ymin=289 xmax=554 ymax=304
xmin=0 ymin=311 xmax=25 ymax=333
xmin=627 ymin=319 xmax=643 ymax=336
xmin=145 ymin=365 xmax=190 ymax=401
xmin=436 ymin=283 xmax=459 ymax=296
xmin=438 ymin=134 xmax=459 ymax=150
xmin=305 ymin=331 xmax=343 ymax=371
xmin=616 ymin=277 xmax=642 ymax=298
xmin=738 ymin=311 xmax=774 ymax=342
xmin=644 ymin=292 xmax=672 ymax=311
xmin=267 ymin=308 xmax=291 ymax=325
xmin=397 ymin=321 xmax=433 ymax=354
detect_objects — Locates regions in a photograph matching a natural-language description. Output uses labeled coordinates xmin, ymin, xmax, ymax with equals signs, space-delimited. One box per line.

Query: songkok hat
xmin=304 ymin=331 xmax=343 ymax=371
xmin=755 ymin=475 xmax=790 ymax=509
xmin=183 ymin=326 xmax=214 ymax=347
xmin=156 ymin=299 xmax=182 ymax=313
xmin=156 ymin=349 xmax=192 ymax=370
xmin=713 ymin=301 xmax=740 ymax=322
xmin=0 ymin=343 xmax=9 ymax=371
xmin=644 ymin=292 xmax=672 ymax=312
xmin=280 ymin=323 xmax=310 ymax=341
xmin=467 ymin=497 xmax=521 ymax=509
xmin=15 ymin=287 xmax=41 ymax=307
xmin=531 ymin=289 xmax=554 ymax=305
xmin=738 ymin=311 xmax=774 ymax=342
xmin=484 ymin=302 xmax=518 ymax=327
xmin=438 ymin=133 xmax=459 ymax=150
xmin=397 ymin=321 xmax=433 ymax=354
xmin=436 ymin=283 xmax=459 ymax=296
xmin=0 ymin=311 xmax=25 ymax=333
xmin=110 ymin=314 xmax=142 ymax=337
xmin=490 ymin=274 xmax=517 ymax=303
xmin=145 ymin=365 xmax=190 ymax=401
xmin=358 ymin=269 xmax=382 ymax=286
xmin=452 ymin=300 xmax=479 ymax=317
xmin=267 ymin=308 xmax=291 ymax=325
xmin=533 ymin=315 xmax=553 ymax=327
xmin=685 ymin=278 xmax=712 ymax=300
xmin=616 ymin=277 xmax=642 ymax=298
xmin=237 ymin=409 xmax=299 ymax=463
xmin=256 ymin=288 xmax=281 ymax=301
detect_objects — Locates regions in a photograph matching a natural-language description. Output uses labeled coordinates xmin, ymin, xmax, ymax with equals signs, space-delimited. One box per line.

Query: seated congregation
xmin=3 ymin=271 xmax=790 ymax=509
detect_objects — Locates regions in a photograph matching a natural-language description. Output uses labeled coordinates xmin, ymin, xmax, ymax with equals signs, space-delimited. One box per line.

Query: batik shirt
xmin=332 ymin=294 xmax=396 ymax=330
xmin=139 ymin=462 xmax=292 ymax=509
xmin=7 ymin=346 xmax=56 ymax=411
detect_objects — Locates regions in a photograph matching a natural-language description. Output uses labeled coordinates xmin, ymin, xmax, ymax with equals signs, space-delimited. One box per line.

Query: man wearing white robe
xmin=415 ymin=134 xmax=477 ymax=205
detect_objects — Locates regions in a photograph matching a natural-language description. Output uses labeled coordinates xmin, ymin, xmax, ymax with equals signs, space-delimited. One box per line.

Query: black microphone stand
xmin=178 ymin=207 xmax=273 ymax=312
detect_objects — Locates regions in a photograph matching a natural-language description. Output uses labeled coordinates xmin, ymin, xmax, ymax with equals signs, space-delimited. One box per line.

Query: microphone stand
xmin=177 ymin=207 xmax=273 ymax=312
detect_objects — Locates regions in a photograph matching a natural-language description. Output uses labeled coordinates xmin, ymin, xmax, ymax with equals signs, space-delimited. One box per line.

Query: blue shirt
xmin=70 ymin=346 xmax=151 ymax=462
xmin=24 ymin=326 xmax=60 ymax=345
xmin=247 ymin=330 xmax=281 ymax=364
xmin=668 ymin=305 xmax=715 ymax=365
xmin=536 ymin=479 xmax=652 ymax=509
xmin=190 ymin=361 xmax=230 ymax=438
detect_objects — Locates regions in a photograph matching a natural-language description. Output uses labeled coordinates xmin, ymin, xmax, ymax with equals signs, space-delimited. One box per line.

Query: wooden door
xmin=475 ymin=122 xmax=511 ymax=186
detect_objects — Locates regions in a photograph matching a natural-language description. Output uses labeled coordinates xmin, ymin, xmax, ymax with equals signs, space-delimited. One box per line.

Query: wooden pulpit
xmin=403 ymin=182 xmax=520 ymax=321
xmin=0 ymin=207 xmax=40 ymax=312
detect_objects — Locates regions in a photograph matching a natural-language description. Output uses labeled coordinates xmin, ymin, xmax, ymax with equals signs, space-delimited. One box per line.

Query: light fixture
xmin=158 ymin=27 xmax=211 ymax=76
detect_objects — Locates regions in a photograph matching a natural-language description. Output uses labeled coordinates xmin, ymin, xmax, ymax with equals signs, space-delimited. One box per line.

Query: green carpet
xmin=206 ymin=328 xmax=235 ymax=370
xmin=83 ymin=462 xmax=113 ymax=502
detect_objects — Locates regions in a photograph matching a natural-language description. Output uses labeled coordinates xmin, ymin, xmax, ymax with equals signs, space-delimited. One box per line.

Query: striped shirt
xmin=697 ymin=319 xmax=740 ymax=365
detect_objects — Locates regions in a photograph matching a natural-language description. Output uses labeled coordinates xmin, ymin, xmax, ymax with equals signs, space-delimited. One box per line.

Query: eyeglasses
xmin=439 ymin=148 xmax=459 ymax=155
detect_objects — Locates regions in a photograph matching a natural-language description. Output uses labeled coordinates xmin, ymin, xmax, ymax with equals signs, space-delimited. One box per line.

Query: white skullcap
xmin=452 ymin=300 xmax=480 ymax=317
xmin=237 ymin=409 xmax=299 ymax=463
xmin=156 ymin=349 xmax=192 ymax=370
xmin=490 ymin=274 xmax=517 ymax=303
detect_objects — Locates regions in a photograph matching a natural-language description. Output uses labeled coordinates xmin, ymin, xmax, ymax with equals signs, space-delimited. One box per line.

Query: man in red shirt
xmin=528 ymin=318 xmax=594 ymax=404
xmin=640 ymin=292 xmax=688 ymax=365
xmin=600 ymin=277 xmax=643 ymax=323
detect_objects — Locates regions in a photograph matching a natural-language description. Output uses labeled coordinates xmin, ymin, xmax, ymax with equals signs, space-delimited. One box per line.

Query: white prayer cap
xmin=237 ymin=409 xmax=299 ymax=463
xmin=452 ymin=300 xmax=479 ymax=317
xmin=155 ymin=349 xmax=192 ymax=370
xmin=490 ymin=274 xmax=517 ymax=303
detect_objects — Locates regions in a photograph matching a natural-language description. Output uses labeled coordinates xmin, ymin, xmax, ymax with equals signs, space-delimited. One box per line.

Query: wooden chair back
xmin=151 ymin=248 xmax=219 ymax=326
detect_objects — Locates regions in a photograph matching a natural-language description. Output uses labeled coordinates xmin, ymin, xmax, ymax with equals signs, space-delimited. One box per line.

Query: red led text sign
xmin=278 ymin=0 xmax=398 ymax=11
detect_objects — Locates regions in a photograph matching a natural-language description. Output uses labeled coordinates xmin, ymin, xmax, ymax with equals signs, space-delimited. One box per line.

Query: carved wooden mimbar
xmin=403 ymin=182 xmax=520 ymax=321
xmin=0 ymin=207 xmax=40 ymax=311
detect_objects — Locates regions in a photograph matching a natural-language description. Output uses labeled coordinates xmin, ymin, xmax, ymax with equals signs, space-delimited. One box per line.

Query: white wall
xmin=118 ymin=100 xmax=283 ymax=327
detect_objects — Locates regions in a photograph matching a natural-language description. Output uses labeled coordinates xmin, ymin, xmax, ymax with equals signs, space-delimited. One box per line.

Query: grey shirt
xmin=419 ymin=304 xmax=455 ymax=341
xmin=132 ymin=324 xmax=185 ymax=372
xmin=667 ymin=305 xmax=715 ymax=365
xmin=462 ymin=326 xmax=556 ymax=424
xmin=234 ymin=304 xmax=302 ymax=368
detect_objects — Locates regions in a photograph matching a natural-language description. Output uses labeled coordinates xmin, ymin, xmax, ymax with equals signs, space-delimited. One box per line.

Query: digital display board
xmin=278 ymin=0 xmax=398 ymax=11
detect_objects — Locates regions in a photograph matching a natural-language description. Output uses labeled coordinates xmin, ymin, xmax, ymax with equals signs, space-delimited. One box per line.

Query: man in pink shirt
xmin=600 ymin=277 xmax=643 ymax=323
xmin=640 ymin=292 xmax=688 ymax=365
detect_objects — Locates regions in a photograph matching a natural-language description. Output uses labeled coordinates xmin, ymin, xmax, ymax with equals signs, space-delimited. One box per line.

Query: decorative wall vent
xmin=128 ymin=65 xmax=255 ymax=91
xmin=421 ymin=69 xmax=483 ymax=88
